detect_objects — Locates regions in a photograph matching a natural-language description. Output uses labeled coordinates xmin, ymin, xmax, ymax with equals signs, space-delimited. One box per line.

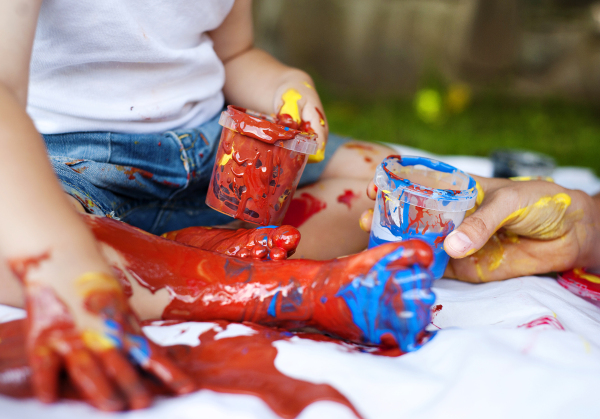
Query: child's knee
xmin=322 ymin=141 xmax=394 ymax=180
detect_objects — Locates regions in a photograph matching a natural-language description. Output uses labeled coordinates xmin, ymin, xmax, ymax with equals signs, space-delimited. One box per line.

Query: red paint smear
xmin=337 ymin=189 xmax=359 ymax=210
xmin=364 ymin=157 xmax=372 ymax=163
xmin=282 ymin=193 xmax=327 ymax=228
xmin=517 ymin=316 xmax=565 ymax=331
xmin=115 ymin=166 xmax=154 ymax=181
xmin=315 ymin=108 xmax=326 ymax=127
xmin=433 ymin=215 xmax=453 ymax=249
xmin=430 ymin=304 xmax=442 ymax=330
xmin=0 ymin=319 xmax=363 ymax=419
xmin=7 ymin=252 xmax=51 ymax=282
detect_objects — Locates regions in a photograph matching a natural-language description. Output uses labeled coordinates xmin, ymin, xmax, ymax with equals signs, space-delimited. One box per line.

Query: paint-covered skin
xmin=162 ymin=225 xmax=301 ymax=260
xmin=206 ymin=106 xmax=313 ymax=226
xmin=5 ymin=261 xmax=194 ymax=411
xmin=369 ymin=156 xmax=477 ymax=279
xmin=0 ymin=319 xmax=365 ymax=419
xmin=87 ymin=216 xmax=436 ymax=351
xmin=282 ymin=192 xmax=327 ymax=228
xmin=444 ymin=175 xmax=600 ymax=282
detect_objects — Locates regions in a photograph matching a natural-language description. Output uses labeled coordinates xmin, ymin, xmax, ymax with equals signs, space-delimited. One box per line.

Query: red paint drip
xmin=8 ymin=252 xmax=51 ymax=282
xmin=115 ymin=166 xmax=154 ymax=181
xmin=282 ymin=193 xmax=327 ymax=228
xmin=337 ymin=189 xmax=359 ymax=210
xmin=517 ymin=316 xmax=565 ymax=330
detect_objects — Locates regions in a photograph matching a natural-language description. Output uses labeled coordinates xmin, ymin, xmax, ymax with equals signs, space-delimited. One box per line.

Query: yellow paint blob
xmin=218 ymin=144 xmax=235 ymax=167
xmin=574 ymin=268 xmax=600 ymax=284
xmin=75 ymin=272 xmax=121 ymax=298
xmin=307 ymin=145 xmax=326 ymax=164
xmin=509 ymin=176 xmax=554 ymax=183
xmin=359 ymin=209 xmax=374 ymax=232
xmin=82 ymin=330 xmax=116 ymax=352
xmin=498 ymin=193 xmax=572 ymax=239
xmin=466 ymin=181 xmax=485 ymax=217
xmin=280 ymin=89 xmax=302 ymax=124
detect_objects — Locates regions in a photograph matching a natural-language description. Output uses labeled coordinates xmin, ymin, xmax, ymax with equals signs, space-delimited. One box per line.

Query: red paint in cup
xmin=206 ymin=106 xmax=318 ymax=225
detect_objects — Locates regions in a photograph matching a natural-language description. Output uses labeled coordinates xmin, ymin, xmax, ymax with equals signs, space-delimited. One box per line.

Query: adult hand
xmin=9 ymin=256 xmax=194 ymax=411
xmin=359 ymin=176 xmax=600 ymax=282
xmin=274 ymin=76 xmax=329 ymax=163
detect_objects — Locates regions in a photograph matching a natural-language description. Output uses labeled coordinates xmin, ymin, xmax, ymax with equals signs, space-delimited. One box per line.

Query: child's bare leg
xmin=87 ymin=215 xmax=435 ymax=348
xmin=286 ymin=141 xmax=395 ymax=259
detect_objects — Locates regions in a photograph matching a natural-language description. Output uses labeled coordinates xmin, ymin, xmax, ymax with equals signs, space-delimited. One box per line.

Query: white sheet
xmin=2 ymin=154 xmax=599 ymax=419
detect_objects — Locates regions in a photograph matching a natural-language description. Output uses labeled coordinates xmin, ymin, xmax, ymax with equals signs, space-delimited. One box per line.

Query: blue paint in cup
xmin=368 ymin=155 xmax=478 ymax=279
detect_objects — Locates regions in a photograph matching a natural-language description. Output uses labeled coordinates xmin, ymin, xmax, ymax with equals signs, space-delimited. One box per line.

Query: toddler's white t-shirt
xmin=27 ymin=0 xmax=235 ymax=134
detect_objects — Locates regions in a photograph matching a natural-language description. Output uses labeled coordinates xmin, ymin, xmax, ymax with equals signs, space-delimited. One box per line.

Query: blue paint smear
xmin=336 ymin=245 xmax=436 ymax=352
xmin=267 ymin=290 xmax=280 ymax=317
xmin=280 ymin=287 xmax=304 ymax=313
xmin=127 ymin=334 xmax=152 ymax=365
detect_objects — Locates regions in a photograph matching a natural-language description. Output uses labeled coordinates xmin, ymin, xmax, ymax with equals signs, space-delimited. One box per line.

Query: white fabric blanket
xmin=2 ymin=151 xmax=599 ymax=419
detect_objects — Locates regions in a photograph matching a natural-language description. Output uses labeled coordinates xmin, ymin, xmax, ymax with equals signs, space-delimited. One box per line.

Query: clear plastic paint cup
xmin=206 ymin=105 xmax=318 ymax=226
xmin=368 ymin=155 xmax=478 ymax=279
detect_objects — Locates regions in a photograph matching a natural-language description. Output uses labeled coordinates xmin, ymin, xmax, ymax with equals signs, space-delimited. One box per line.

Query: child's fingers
xmin=302 ymin=104 xmax=328 ymax=164
xmin=29 ymin=344 xmax=61 ymax=403
xmin=96 ymin=348 xmax=152 ymax=410
xmin=64 ymin=347 xmax=125 ymax=411
xmin=124 ymin=333 xmax=195 ymax=395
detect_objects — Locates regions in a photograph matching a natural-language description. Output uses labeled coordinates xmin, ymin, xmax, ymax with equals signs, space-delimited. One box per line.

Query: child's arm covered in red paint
xmin=209 ymin=0 xmax=329 ymax=162
xmin=0 ymin=1 xmax=193 ymax=409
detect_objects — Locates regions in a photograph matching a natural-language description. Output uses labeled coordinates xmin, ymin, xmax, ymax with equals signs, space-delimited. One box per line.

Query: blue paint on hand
xmin=336 ymin=245 xmax=436 ymax=352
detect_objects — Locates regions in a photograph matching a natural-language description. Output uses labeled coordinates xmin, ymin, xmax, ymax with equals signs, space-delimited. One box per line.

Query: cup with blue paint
xmin=369 ymin=155 xmax=478 ymax=279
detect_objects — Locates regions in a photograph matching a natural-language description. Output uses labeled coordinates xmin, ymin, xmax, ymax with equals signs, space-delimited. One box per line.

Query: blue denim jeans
xmin=44 ymin=113 xmax=347 ymax=235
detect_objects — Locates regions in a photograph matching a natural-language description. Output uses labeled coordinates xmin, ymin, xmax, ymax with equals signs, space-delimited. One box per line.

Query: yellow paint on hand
xmin=307 ymin=145 xmax=326 ymax=164
xmin=498 ymin=193 xmax=572 ymax=239
xmin=280 ymin=89 xmax=302 ymax=124
xmin=509 ymin=176 xmax=554 ymax=183
xmin=465 ymin=181 xmax=484 ymax=217
xmin=75 ymin=272 xmax=121 ymax=298
xmin=82 ymin=330 xmax=116 ymax=352
xmin=574 ymin=268 xmax=600 ymax=284
xmin=303 ymin=82 xmax=314 ymax=90
xmin=359 ymin=209 xmax=374 ymax=232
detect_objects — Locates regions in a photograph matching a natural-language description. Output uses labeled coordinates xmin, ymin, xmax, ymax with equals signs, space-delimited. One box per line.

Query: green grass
xmin=319 ymin=93 xmax=600 ymax=175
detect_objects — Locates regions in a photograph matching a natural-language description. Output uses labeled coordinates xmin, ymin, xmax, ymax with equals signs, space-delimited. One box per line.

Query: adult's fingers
xmin=64 ymin=347 xmax=125 ymax=411
xmin=97 ymin=348 xmax=152 ymax=410
xmin=29 ymin=344 xmax=61 ymax=403
xmin=366 ymin=179 xmax=377 ymax=200
xmin=444 ymin=185 xmax=520 ymax=258
xmin=359 ymin=209 xmax=373 ymax=232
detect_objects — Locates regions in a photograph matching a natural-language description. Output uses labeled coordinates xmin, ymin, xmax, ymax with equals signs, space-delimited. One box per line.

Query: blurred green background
xmin=253 ymin=0 xmax=600 ymax=175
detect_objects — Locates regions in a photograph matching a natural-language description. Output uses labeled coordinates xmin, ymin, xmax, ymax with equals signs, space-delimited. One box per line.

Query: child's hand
xmin=9 ymin=254 xmax=194 ymax=410
xmin=359 ymin=176 xmax=600 ymax=281
xmin=274 ymin=78 xmax=328 ymax=163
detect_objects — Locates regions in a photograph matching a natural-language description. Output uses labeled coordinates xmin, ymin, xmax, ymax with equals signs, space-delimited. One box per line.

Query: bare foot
xmin=162 ymin=225 xmax=301 ymax=260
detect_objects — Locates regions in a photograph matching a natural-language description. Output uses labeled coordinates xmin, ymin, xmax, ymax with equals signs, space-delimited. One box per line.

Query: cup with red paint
xmin=369 ymin=155 xmax=478 ymax=279
xmin=206 ymin=105 xmax=318 ymax=226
